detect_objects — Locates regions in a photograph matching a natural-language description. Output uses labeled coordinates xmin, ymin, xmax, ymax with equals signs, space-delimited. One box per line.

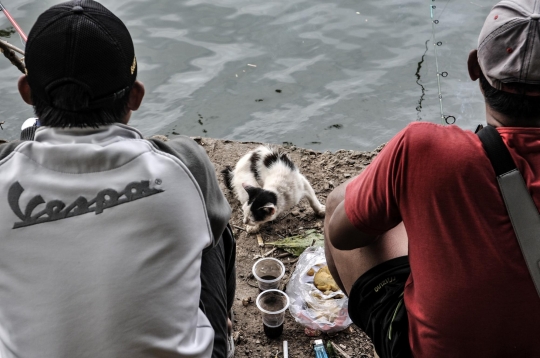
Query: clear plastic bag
xmin=286 ymin=246 xmax=352 ymax=333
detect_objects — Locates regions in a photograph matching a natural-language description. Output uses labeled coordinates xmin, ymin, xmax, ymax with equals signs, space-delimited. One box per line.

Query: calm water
xmin=0 ymin=0 xmax=492 ymax=151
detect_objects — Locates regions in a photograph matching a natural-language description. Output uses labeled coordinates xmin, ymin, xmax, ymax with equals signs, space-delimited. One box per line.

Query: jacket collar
xmin=33 ymin=124 xmax=144 ymax=145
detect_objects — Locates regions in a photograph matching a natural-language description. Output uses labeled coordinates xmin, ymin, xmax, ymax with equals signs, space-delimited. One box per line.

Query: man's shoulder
xmin=0 ymin=140 xmax=23 ymax=163
xmin=399 ymin=122 xmax=479 ymax=153
xmin=147 ymin=135 xmax=212 ymax=170
xmin=403 ymin=122 xmax=476 ymax=139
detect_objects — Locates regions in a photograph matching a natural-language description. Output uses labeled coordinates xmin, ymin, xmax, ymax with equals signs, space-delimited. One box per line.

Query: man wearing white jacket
xmin=0 ymin=1 xmax=235 ymax=357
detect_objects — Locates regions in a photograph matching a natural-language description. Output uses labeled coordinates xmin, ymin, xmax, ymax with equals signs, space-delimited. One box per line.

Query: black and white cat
xmin=222 ymin=146 xmax=325 ymax=233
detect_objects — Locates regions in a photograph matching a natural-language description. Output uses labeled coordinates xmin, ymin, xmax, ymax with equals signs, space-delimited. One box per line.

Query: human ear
xmin=467 ymin=49 xmax=481 ymax=81
xmin=127 ymin=80 xmax=145 ymax=111
xmin=18 ymin=75 xmax=33 ymax=105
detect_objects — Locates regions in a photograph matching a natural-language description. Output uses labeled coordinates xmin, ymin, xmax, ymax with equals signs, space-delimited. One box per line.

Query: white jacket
xmin=0 ymin=124 xmax=226 ymax=357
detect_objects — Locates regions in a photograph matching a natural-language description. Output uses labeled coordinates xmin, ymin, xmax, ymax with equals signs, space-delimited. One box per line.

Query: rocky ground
xmin=188 ymin=136 xmax=385 ymax=358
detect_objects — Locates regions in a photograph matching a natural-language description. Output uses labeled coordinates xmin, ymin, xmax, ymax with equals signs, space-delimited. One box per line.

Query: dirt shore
xmin=186 ymin=136 xmax=385 ymax=358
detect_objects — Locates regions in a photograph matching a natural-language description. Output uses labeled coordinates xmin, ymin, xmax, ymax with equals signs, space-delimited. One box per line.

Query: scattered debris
xmin=242 ymin=297 xmax=252 ymax=307
xmin=264 ymin=248 xmax=278 ymax=257
xmin=247 ymin=64 xmax=257 ymax=67
xmin=266 ymin=230 xmax=324 ymax=256
xmin=257 ymin=234 xmax=264 ymax=248
xmin=304 ymin=327 xmax=321 ymax=337
xmin=197 ymin=137 xmax=384 ymax=357
xmin=232 ymin=225 xmax=247 ymax=232
xmin=275 ymin=89 xmax=282 ymax=93
xmin=233 ymin=331 xmax=241 ymax=344
xmin=277 ymin=252 xmax=292 ymax=259
xmin=331 ymin=342 xmax=351 ymax=358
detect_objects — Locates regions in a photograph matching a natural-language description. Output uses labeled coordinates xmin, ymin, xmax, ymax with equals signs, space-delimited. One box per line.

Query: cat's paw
xmin=315 ymin=205 xmax=326 ymax=217
xmin=246 ymin=224 xmax=260 ymax=234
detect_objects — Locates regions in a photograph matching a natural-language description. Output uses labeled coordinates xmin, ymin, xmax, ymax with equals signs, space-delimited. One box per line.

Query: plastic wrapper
xmin=286 ymin=246 xmax=352 ymax=333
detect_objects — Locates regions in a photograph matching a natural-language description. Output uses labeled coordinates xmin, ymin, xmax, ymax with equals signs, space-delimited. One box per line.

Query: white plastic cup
xmin=252 ymin=258 xmax=286 ymax=291
xmin=256 ymin=289 xmax=290 ymax=339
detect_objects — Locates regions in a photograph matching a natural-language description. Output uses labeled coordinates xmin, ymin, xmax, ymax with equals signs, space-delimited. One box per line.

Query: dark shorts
xmin=349 ymin=256 xmax=411 ymax=358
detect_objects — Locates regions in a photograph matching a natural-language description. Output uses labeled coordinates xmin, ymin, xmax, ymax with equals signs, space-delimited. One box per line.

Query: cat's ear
xmin=242 ymin=183 xmax=260 ymax=201
xmin=261 ymin=203 xmax=276 ymax=217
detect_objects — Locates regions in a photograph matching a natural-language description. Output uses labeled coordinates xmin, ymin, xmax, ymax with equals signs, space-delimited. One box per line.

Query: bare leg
xmin=323 ymin=179 xmax=408 ymax=296
xmin=325 ymin=223 xmax=407 ymax=296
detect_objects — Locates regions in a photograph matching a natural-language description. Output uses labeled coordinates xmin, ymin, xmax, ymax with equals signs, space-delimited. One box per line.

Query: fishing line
xmin=430 ymin=0 xmax=455 ymax=125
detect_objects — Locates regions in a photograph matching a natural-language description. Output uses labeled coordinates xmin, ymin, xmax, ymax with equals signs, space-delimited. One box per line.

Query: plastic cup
xmin=252 ymin=258 xmax=286 ymax=291
xmin=256 ymin=289 xmax=290 ymax=339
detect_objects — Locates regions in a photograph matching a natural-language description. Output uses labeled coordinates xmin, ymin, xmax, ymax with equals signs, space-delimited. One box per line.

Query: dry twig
xmin=0 ymin=39 xmax=23 ymax=55
xmin=330 ymin=341 xmax=351 ymax=358
xmin=0 ymin=38 xmax=25 ymax=74
xmin=232 ymin=225 xmax=246 ymax=232
xmin=263 ymin=248 xmax=277 ymax=257
xmin=256 ymin=233 xmax=264 ymax=248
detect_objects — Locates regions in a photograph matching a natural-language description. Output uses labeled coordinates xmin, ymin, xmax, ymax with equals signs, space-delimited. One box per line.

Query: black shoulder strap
xmin=477 ymin=125 xmax=516 ymax=176
xmin=477 ymin=125 xmax=540 ymax=298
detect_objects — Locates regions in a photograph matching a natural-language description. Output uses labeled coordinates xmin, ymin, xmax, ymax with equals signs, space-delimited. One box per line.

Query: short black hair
xmin=31 ymin=83 xmax=130 ymax=128
xmin=479 ymin=72 xmax=540 ymax=120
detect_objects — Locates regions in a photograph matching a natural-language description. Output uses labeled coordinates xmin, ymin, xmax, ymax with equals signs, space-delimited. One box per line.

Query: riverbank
xmin=181 ymin=135 xmax=385 ymax=358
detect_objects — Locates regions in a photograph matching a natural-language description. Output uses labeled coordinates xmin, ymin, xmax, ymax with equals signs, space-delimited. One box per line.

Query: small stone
xmin=242 ymin=297 xmax=252 ymax=307
xmin=304 ymin=327 xmax=321 ymax=337
xmin=344 ymin=173 xmax=351 ymax=178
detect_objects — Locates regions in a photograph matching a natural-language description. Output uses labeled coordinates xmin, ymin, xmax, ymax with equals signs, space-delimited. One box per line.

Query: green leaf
xmin=267 ymin=229 xmax=324 ymax=256
xmin=0 ymin=27 xmax=15 ymax=38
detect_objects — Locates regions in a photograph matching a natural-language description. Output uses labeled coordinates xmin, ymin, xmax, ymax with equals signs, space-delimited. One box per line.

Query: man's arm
xmin=148 ymin=136 xmax=231 ymax=249
xmin=325 ymin=178 xmax=379 ymax=251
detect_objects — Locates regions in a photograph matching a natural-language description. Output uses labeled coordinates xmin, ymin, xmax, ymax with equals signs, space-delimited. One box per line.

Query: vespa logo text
xmin=9 ymin=180 xmax=164 ymax=229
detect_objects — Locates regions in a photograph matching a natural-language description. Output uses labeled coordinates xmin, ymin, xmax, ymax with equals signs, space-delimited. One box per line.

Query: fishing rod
xmin=0 ymin=0 xmax=26 ymax=75
xmin=430 ymin=0 xmax=455 ymax=125
xmin=0 ymin=1 xmax=27 ymax=43
xmin=0 ymin=1 xmax=25 ymax=74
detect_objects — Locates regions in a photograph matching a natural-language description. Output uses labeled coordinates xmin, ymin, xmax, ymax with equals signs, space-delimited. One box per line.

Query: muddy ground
xmin=187 ymin=136 xmax=385 ymax=358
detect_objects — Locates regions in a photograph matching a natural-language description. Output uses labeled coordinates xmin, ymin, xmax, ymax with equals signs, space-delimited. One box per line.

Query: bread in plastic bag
xmin=286 ymin=246 xmax=352 ymax=333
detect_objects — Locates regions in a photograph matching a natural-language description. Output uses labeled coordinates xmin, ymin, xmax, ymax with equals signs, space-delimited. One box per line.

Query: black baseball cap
xmin=25 ymin=0 xmax=137 ymax=110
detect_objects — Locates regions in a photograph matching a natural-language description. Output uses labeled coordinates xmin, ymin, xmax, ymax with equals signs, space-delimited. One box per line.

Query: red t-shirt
xmin=345 ymin=122 xmax=540 ymax=358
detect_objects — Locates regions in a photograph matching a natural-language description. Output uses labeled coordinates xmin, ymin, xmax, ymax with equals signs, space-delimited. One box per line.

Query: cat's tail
xmin=221 ymin=166 xmax=234 ymax=191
